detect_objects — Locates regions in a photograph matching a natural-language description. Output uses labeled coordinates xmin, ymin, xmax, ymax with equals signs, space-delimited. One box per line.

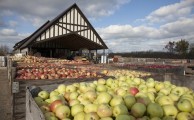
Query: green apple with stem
xmin=38 ymin=91 xmax=49 ymax=100
xmin=162 ymin=105 xmax=178 ymax=119
xmin=66 ymin=85 xmax=76 ymax=92
xmin=171 ymin=87 xmax=185 ymax=97
xmin=177 ymin=99 xmax=192 ymax=112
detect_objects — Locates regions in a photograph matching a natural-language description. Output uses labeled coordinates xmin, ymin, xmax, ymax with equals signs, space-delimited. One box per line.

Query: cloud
xmin=144 ymin=0 xmax=194 ymax=23
xmin=0 ymin=0 xmax=130 ymax=27
xmin=0 ymin=28 xmax=18 ymax=36
xmin=97 ymin=17 xmax=194 ymax=52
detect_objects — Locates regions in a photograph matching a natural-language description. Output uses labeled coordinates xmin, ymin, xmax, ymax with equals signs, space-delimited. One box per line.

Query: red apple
xmin=129 ymin=87 xmax=139 ymax=96
xmin=49 ymin=100 xmax=63 ymax=112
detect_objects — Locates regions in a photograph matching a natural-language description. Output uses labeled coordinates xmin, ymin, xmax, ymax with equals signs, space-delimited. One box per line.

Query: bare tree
xmin=0 ymin=45 xmax=10 ymax=56
xmin=164 ymin=41 xmax=176 ymax=53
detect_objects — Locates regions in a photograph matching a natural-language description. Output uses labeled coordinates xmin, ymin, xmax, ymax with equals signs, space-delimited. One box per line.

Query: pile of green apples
xmin=34 ymin=76 xmax=194 ymax=120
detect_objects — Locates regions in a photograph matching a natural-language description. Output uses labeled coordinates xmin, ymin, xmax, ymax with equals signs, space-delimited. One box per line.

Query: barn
xmin=13 ymin=3 xmax=108 ymax=59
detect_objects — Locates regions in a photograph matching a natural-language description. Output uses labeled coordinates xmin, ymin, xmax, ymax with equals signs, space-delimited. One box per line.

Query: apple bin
xmin=25 ymin=74 xmax=194 ymax=120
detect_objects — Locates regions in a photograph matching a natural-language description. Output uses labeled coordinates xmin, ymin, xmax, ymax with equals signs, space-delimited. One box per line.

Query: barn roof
xmin=14 ymin=3 xmax=108 ymax=51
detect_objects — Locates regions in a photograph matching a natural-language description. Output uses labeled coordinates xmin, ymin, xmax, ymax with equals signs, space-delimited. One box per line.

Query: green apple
xmin=176 ymin=112 xmax=194 ymax=120
xmin=179 ymin=97 xmax=194 ymax=108
xmin=133 ymin=78 xmax=141 ymax=85
xmin=113 ymin=104 xmax=128 ymax=117
xmin=106 ymin=78 xmax=114 ymax=87
xmin=72 ymin=83 xmax=79 ymax=88
xmin=84 ymin=90 xmax=97 ymax=102
xmin=57 ymin=84 xmax=66 ymax=94
xmin=147 ymin=103 xmax=163 ymax=118
xmin=177 ymin=99 xmax=192 ymax=112
xmin=171 ymin=87 xmax=185 ymax=97
xmin=38 ymin=91 xmax=49 ymax=100
xmin=84 ymin=104 xmax=98 ymax=113
xmin=146 ymin=80 xmax=155 ymax=88
xmin=110 ymin=96 xmax=124 ymax=107
xmin=131 ymin=103 xmax=146 ymax=118
xmin=44 ymin=112 xmax=57 ymax=120
xmin=159 ymin=88 xmax=171 ymax=96
xmin=85 ymin=112 xmax=100 ymax=120
xmin=155 ymin=82 xmax=164 ymax=92
xmin=110 ymin=83 xmax=119 ymax=89
xmin=168 ymin=93 xmax=179 ymax=102
xmin=50 ymin=95 xmax=61 ymax=102
xmin=74 ymin=111 xmax=85 ymax=120
xmin=55 ymin=105 xmax=70 ymax=119
xmin=147 ymin=87 xmax=157 ymax=93
xmin=66 ymin=85 xmax=76 ymax=92
xmin=147 ymin=92 xmax=155 ymax=102
xmin=157 ymin=96 xmax=174 ymax=106
xmin=34 ymin=96 xmax=44 ymax=106
xmin=69 ymin=92 xmax=79 ymax=100
xmin=50 ymin=91 xmax=59 ymax=98
xmin=45 ymin=99 xmax=52 ymax=104
xmin=162 ymin=105 xmax=178 ymax=119
xmin=89 ymin=83 xmax=97 ymax=89
xmin=96 ymin=92 xmax=112 ymax=104
xmin=138 ymin=85 xmax=148 ymax=93
xmin=116 ymin=114 xmax=135 ymax=120
xmin=97 ymin=103 xmax=112 ymax=118
xmin=98 ymin=78 xmax=106 ymax=84
xmin=71 ymin=104 xmax=84 ymax=116
xmin=40 ymin=105 xmax=50 ymax=113
xmin=116 ymin=88 xmax=127 ymax=97
xmin=124 ymin=95 xmax=136 ymax=110
xmin=180 ymin=94 xmax=193 ymax=100
xmin=96 ymin=84 xmax=107 ymax=92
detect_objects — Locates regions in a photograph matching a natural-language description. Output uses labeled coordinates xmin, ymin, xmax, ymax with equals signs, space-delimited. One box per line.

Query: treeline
xmin=109 ymin=51 xmax=194 ymax=59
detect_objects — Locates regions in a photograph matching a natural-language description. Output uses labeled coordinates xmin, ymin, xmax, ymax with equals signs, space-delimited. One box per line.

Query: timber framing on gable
xmin=14 ymin=3 xmax=108 ymax=51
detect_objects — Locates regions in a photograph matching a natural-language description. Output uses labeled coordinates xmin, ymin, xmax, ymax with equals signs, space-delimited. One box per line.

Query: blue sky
xmin=0 ymin=0 xmax=194 ymax=52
